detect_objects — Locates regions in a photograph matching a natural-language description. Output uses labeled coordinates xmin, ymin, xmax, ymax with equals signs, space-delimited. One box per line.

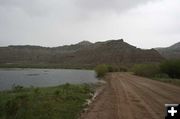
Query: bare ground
xmin=80 ymin=72 xmax=180 ymax=119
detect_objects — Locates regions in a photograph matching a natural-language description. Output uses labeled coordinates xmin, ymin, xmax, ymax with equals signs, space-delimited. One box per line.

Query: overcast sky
xmin=0 ymin=0 xmax=179 ymax=49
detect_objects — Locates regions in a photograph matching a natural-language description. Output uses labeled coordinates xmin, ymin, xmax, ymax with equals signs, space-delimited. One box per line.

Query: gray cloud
xmin=0 ymin=0 xmax=179 ymax=48
xmin=75 ymin=0 xmax=154 ymax=13
xmin=0 ymin=0 xmax=50 ymax=17
xmin=0 ymin=0 xmax=155 ymax=19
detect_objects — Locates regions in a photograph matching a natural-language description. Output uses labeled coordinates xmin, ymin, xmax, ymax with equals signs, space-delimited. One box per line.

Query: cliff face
xmin=0 ymin=39 xmax=164 ymax=68
xmin=155 ymin=42 xmax=180 ymax=59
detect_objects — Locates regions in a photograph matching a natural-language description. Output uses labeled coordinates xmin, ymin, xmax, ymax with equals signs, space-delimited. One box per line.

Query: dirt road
xmin=81 ymin=73 xmax=180 ymax=119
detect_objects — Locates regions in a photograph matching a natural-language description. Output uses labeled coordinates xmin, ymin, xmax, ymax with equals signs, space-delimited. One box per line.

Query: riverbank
xmin=0 ymin=84 xmax=95 ymax=119
xmin=0 ymin=63 xmax=94 ymax=70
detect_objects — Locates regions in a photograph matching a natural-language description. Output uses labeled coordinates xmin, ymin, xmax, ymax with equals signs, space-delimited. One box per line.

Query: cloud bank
xmin=0 ymin=0 xmax=179 ymax=48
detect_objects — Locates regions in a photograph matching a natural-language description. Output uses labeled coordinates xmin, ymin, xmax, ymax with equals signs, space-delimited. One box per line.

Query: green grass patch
xmin=0 ymin=84 xmax=94 ymax=119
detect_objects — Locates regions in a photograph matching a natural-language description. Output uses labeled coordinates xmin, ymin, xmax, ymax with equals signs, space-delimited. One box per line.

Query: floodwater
xmin=0 ymin=68 xmax=98 ymax=90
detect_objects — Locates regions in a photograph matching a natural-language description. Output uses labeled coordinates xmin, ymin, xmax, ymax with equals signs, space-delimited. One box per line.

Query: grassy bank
xmin=0 ymin=84 xmax=94 ymax=119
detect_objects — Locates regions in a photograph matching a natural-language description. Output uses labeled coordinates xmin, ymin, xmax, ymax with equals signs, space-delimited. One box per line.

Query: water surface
xmin=0 ymin=68 xmax=98 ymax=90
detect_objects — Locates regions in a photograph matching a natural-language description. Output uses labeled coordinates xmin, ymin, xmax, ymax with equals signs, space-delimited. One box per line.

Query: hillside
xmin=155 ymin=42 xmax=180 ymax=59
xmin=0 ymin=39 xmax=164 ymax=68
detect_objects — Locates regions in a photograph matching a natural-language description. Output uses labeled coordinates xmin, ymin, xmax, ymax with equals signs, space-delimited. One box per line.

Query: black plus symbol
xmin=165 ymin=104 xmax=180 ymax=119
xmin=168 ymin=107 xmax=177 ymax=117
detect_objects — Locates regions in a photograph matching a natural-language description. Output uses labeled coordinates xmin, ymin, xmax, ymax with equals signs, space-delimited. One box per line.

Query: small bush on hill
xmin=160 ymin=60 xmax=180 ymax=79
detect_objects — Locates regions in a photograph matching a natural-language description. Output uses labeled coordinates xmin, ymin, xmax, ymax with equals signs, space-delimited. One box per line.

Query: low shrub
xmin=160 ymin=60 xmax=180 ymax=79
xmin=118 ymin=66 xmax=128 ymax=72
xmin=154 ymin=73 xmax=170 ymax=79
xmin=95 ymin=64 xmax=109 ymax=77
xmin=131 ymin=64 xmax=160 ymax=77
xmin=95 ymin=64 xmax=128 ymax=77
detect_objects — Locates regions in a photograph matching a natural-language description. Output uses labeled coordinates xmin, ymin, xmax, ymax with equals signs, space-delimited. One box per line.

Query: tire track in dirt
xmin=124 ymin=74 xmax=180 ymax=103
xmin=118 ymin=76 xmax=159 ymax=119
xmin=80 ymin=75 xmax=118 ymax=119
xmin=81 ymin=73 xmax=180 ymax=119
xmin=119 ymin=75 xmax=164 ymax=118
xmin=126 ymin=74 xmax=180 ymax=97
xmin=111 ymin=74 xmax=134 ymax=119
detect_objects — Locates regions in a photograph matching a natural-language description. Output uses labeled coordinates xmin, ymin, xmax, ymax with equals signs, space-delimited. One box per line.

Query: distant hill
xmin=0 ymin=39 xmax=164 ymax=68
xmin=155 ymin=42 xmax=180 ymax=59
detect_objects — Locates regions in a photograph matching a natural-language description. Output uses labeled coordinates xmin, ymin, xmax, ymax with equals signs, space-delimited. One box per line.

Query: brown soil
xmin=80 ymin=72 xmax=180 ymax=119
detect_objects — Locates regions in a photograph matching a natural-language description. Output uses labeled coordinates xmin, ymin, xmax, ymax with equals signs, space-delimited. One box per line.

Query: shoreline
xmin=0 ymin=63 xmax=94 ymax=70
